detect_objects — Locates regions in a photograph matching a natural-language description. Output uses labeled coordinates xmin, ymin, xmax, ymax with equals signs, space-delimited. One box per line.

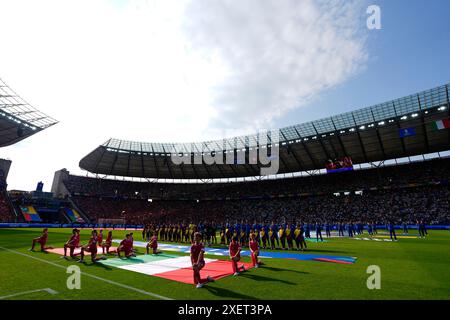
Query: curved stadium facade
xmin=80 ymin=84 xmax=450 ymax=181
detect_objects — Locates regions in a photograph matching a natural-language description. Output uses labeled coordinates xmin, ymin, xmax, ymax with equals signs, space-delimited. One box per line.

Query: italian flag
xmin=431 ymin=119 xmax=450 ymax=130
xmin=99 ymin=253 xmax=253 ymax=284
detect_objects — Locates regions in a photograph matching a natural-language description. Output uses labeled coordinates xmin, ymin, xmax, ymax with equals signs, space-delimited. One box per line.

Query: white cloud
xmin=183 ymin=0 xmax=368 ymax=135
xmin=0 ymin=0 xmax=368 ymax=191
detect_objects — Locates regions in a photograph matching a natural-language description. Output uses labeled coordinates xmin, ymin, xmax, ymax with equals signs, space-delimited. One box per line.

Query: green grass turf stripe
xmin=2 ymin=228 xmax=450 ymax=299
xmin=305 ymin=238 xmax=329 ymax=243
xmin=0 ymin=246 xmax=172 ymax=300
xmin=100 ymin=253 xmax=180 ymax=267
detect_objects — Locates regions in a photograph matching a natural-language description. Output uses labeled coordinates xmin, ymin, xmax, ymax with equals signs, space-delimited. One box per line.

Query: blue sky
xmin=279 ymin=0 xmax=450 ymax=127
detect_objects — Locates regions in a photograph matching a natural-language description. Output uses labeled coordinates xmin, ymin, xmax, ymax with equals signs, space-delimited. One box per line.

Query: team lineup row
xmin=29 ymin=228 xmax=263 ymax=289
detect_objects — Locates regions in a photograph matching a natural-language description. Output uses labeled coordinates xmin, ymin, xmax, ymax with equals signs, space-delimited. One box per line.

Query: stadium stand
xmin=66 ymin=158 xmax=449 ymax=225
xmin=79 ymin=84 xmax=450 ymax=180
xmin=0 ymin=190 xmax=15 ymax=222
xmin=50 ymin=84 xmax=450 ymax=227
xmin=64 ymin=158 xmax=449 ymax=199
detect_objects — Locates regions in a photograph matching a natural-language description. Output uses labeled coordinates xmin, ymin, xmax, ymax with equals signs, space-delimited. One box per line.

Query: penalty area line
xmin=0 ymin=246 xmax=172 ymax=300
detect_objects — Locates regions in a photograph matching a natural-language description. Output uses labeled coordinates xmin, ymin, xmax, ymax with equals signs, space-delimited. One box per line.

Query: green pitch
xmin=0 ymin=228 xmax=449 ymax=300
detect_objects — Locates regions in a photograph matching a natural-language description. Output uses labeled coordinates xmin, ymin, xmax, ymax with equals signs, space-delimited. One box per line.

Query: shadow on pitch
xmin=260 ymin=266 xmax=309 ymax=275
xmin=302 ymin=248 xmax=354 ymax=254
xmin=239 ymin=272 xmax=296 ymax=285
xmin=82 ymin=261 xmax=114 ymax=271
xmin=203 ymin=285 xmax=257 ymax=299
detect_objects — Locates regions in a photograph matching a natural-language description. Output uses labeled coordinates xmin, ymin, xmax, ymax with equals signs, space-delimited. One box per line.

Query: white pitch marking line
xmin=0 ymin=246 xmax=171 ymax=300
xmin=0 ymin=288 xmax=58 ymax=300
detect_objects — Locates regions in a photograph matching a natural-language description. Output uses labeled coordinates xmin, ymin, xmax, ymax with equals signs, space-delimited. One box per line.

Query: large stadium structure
xmin=80 ymin=84 xmax=450 ymax=180
xmin=0 ymin=78 xmax=58 ymax=147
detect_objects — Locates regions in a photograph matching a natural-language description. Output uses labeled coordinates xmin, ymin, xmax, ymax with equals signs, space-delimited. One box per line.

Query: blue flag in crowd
xmin=399 ymin=127 xmax=416 ymax=138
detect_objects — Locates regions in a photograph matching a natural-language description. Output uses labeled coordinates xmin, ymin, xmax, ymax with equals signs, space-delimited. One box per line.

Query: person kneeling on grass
xmin=78 ymin=230 xmax=104 ymax=264
xmin=97 ymin=229 xmax=104 ymax=247
xmin=229 ymin=236 xmax=245 ymax=276
xmin=191 ymin=232 xmax=214 ymax=289
xmin=249 ymin=233 xmax=263 ymax=268
xmin=146 ymin=235 xmax=162 ymax=255
xmin=62 ymin=228 xmax=80 ymax=259
xmin=30 ymin=228 xmax=53 ymax=252
xmin=129 ymin=232 xmax=139 ymax=254
xmin=102 ymin=231 xmax=113 ymax=254
xmin=117 ymin=234 xmax=136 ymax=259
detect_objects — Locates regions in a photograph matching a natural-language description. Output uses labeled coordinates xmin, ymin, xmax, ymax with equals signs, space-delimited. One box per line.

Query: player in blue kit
xmin=325 ymin=223 xmax=331 ymax=238
xmin=338 ymin=222 xmax=345 ymax=237
xmin=389 ymin=221 xmax=397 ymax=241
xmin=315 ymin=222 xmax=323 ymax=242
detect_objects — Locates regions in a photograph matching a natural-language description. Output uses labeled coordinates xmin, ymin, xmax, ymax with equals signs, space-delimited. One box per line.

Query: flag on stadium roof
xmin=398 ymin=127 xmax=416 ymax=138
xmin=431 ymin=119 xmax=450 ymax=130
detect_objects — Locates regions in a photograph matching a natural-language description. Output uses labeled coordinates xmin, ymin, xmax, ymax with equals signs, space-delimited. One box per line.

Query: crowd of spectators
xmin=65 ymin=158 xmax=449 ymax=200
xmin=68 ymin=158 xmax=450 ymax=225
xmin=0 ymin=191 xmax=14 ymax=222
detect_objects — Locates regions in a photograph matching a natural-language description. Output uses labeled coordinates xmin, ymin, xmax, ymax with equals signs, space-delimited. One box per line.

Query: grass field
xmin=0 ymin=228 xmax=449 ymax=300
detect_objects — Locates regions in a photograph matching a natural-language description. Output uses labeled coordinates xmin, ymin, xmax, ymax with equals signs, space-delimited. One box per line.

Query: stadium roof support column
xmin=161 ymin=145 xmax=174 ymax=180
xmin=246 ymin=161 xmax=260 ymax=176
xmin=150 ymin=144 xmax=160 ymax=179
xmin=330 ymin=118 xmax=348 ymax=156
xmin=226 ymin=151 xmax=240 ymax=177
xmin=311 ymin=123 xmax=332 ymax=160
xmin=238 ymin=136 xmax=259 ymax=176
xmin=170 ymin=144 xmax=187 ymax=179
xmin=326 ymin=136 xmax=339 ymax=158
xmin=109 ymin=140 xmax=121 ymax=175
xmin=417 ymin=94 xmax=430 ymax=153
xmin=370 ymin=109 xmax=387 ymax=159
xmin=93 ymin=146 xmax=108 ymax=173
xmin=211 ymin=151 xmax=227 ymax=179
xmin=446 ymin=85 xmax=450 ymax=143
xmin=194 ymin=143 xmax=214 ymax=178
xmin=126 ymin=150 xmax=131 ymax=177
xmin=188 ymin=144 xmax=201 ymax=179
xmin=286 ymin=144 xmax=305 ymax=171
xmin=392 ymin=101 xmax=407 ymax=155
xmin=446 ymin=84 xmax=450 ymax=105
xmin=140 ymin=143 xmax=145 ymax=178
xmin=293 ymin=127 xmax=317 ymax=167
xmin=277 ymin=149 xmax=290 ymax=173
xmin=279 ymin=131 xmax=298 ymax=171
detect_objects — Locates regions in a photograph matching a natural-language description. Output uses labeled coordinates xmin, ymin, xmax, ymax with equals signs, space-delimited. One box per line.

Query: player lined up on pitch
xmin=146 ymin=234 xmax=162 ymax=255
xmin=78 ymin=230 xmax=106 ymax=263
xmin=28 ymin=228 xmax=261 ymax=288
xmin=117 ymin=233 xmax=136 ymax=258
xmin=29 ymin=228 xmax=52 ymax=252
xmin=191 ymin=232 xmax=214 ymax=288
xmin=62 ymin=228 xmax=80 ymax=259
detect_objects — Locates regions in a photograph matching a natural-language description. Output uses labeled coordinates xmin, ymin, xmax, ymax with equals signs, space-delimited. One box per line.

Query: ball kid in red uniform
xmin=146 ymin=235 xmax=161 ymax=255
xmin=62 ymin=228 xmax=79 ymax=259
xmin=97 ymin=229 xmax=104 ymax=247
xmin=30 ymin=228 xmax=51 ymax=252
xmin=229 ymin=236 xmax=245 ymax=275
xmin=102 ymin=231 xmax=113 ymax=254
xmin=249 ymin=233 xmax=263 ymax=268
xmin=78 ymin=230 xmax=102 ymax=263
xmin=117 ymin=234 xmax=135 ymax=258
xmin=190 ymin=232 xmax=213 ymax=288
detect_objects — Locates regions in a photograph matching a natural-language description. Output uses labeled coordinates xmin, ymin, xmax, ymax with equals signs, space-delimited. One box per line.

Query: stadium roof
xmin=0 ymin=78 xmax=58 ymax=147
xmin=80 ymin=84 xmax=450 ymax=180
